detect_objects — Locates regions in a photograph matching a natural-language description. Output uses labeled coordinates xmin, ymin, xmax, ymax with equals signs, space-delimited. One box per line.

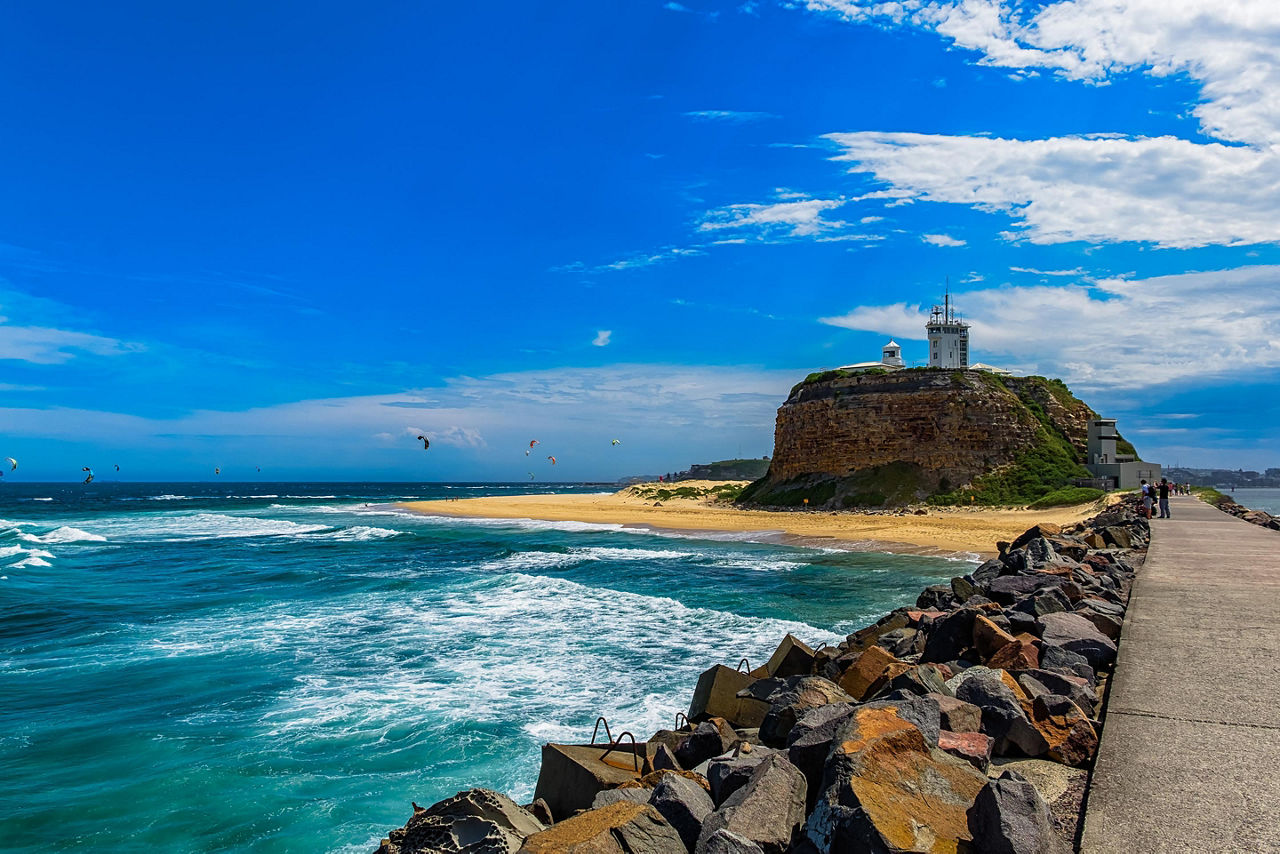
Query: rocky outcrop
xmin=738 ymin=370 xmax=1111 ymax=508
xmin=1208 ymin=493 xmax=1280 ymax=531
xmin=375 ymin=502 xmax=1150 ymax=854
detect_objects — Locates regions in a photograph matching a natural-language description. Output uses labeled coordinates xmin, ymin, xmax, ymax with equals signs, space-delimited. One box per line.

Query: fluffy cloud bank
xmin=824 ymin=131 xmax=1280 ymax=248
xmin=821 ymin=264 xmax=1280 ymax=387
xmin=795 ymin=1 xmax=1280 ymax=248
xmin=803 ymin=0 xmax=1280 ymax=146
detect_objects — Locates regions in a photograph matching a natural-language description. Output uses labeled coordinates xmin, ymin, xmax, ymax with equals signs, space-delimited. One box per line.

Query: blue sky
xmin=3 ymin=0 xmax=1279 ymax=481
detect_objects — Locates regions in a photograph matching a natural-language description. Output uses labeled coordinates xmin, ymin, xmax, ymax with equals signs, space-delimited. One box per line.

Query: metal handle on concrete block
xmin=736 ymin=657 xmax=752 ymax=673
xmin=591 ymin=716 xmax=613 ymax=745
xmin=599 ymin=731 xmax=640 ymax=773
xmin=674 ymin=712 xmax=689 ymax=731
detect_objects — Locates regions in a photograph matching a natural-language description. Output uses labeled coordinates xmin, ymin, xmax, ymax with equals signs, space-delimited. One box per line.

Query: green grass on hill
xmin=1027 ymin=486 xmax=1105 ymax=508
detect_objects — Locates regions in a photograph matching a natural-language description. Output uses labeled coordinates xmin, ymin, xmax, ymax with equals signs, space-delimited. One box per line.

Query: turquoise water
xmin=0 ymin=483 xmax=966 ymax=853
xmin=1229 ymin=487 xmax=1280 ymax=514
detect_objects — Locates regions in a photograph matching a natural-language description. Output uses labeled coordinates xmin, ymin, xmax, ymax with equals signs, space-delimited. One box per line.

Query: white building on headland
xmin=1084 ymin=418 xmax=1161 ymax=490
xmin=927 ymin=292 xmax=969 ymax=369
xmin=838 ymin=339 xmax=906 ymax=372
xmin=837 ymin=291 xmax=1012 ymax=375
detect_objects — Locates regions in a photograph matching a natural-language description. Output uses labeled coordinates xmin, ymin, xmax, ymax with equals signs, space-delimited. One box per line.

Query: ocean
xmin=0 ymin=482 xmax=967 ymax=853
xmin=1228 ymin=487 xmax=1280 ymax=515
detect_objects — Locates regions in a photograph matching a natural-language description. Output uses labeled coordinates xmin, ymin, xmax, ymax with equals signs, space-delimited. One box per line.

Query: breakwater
xmin=377 ymin=501 xmax=1150 ymax=853
xmin=1205 ymin=492 xmax=1280 ymax=532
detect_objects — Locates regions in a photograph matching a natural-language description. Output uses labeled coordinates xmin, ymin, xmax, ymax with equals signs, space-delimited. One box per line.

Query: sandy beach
xmin=399 ymin=481 xmax=1102 ymax=557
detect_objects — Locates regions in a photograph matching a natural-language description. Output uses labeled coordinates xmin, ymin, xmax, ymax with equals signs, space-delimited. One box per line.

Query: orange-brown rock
xmin=836 ymin=646 xmax=908 ymax=701
xmin=619 ymin=769 xmax=711 ymax=792
xmin=1028 ymin=694 xmax=1099 ymax=767
xmin=987 ymin=638 xmax=1040 ymax=671
xmin=806 ymin=705 xmax=988 ymax=853
xmin=972 ymin=615 xmax=1018 ymax=659
xmin=517 ymin=802 xmax=685 ymax=853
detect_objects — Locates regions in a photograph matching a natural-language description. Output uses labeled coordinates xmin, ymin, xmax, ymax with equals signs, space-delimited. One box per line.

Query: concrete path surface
xmin=1080 ymin=494 xmax=1280 ymax=853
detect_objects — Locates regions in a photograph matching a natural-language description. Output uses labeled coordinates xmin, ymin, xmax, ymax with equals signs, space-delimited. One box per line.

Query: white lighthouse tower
xmin=927 ymin=290 xmax=970 ymax=369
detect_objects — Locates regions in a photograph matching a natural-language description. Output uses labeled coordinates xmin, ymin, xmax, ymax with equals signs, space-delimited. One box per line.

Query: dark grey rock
xmin=677 ymin=720 xmax=738 ymax=769
xmin=784 ymin=704 xmax=855 ymax=807
xmin=758 ymin=676 xmax=851 ymax=747
xmin=611 ymin=804 xmax=692 ymax=854
xmin=989 ymin=574 xmax=1066 ymax=604
xmin=650 ymin=771 xmax=714 ymax=851
xmin=1023 ymin=537 xmax=1058 ymax=567
xmin=967 ymin=770 xmax=1070 ymax=854
xmin=593 ymin=787 xmax=655 ymax=809
xmin=696 ymin=754 xmax=807 ymax=854
xmin=945 ymin=673 xmax=1051 ymax=757
xmin=870 ymin=663 xmax=950 ymax=699
xmin=699 ymin=829 xmax=765 ymax=854
xmin=384 ymin=788 xmax=546 ymax=854
xmin=922 ymin=607 xmax=978 ymax=663
xmin=1036 ymin=612 xmax=1117 ymax=668
xmin=1015 ymin=668 xmax=1098 ymax=716
xmin=421 ymin=789 xmax=545 ymax=838
xmin=706 ymin=746 xmax=778 ymax=807
xmin=1038 ymin=644 xmax=1096 ymax=685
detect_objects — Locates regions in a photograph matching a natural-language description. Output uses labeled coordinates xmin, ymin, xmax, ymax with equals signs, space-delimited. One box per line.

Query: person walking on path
xmin=1139 ymin=480 xmax=1154 ymax=519
xmin=1158 ymin=477 xmax=1172 ymax=518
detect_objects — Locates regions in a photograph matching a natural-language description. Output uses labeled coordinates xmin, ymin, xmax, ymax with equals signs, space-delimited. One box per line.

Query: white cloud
xmin=819 ymin=302 xmax=931 ymax=340
xmin=684 ymin=110 xmax=779 ymax=122
xmin=0 ymin=322 xmax=138 ymax=364
xmin=922 ymin=233 xmax=966 ymax=247
xmin=825 ymin=264 xmax=1280 ymax=388
xmin=791 ymin=3 xmax=1280 ymax=249
xmin=803 ymin=1 xmax=1280 ymax=147
xmin=593 ymin=330 xmax=612 ymax=346
xmin=1010 ymin=266 xmax=1085 ymax=277
xmin=699 ymin=196 xmax=849 ymax=239
xmin=554 ymin=247 xmax=703 ymax=274
xmin=825 ymin=131 xmax=1280 ymax=248
xmin=0 ymin=364 xmax=800 ymax=475
xmin=402 ymin=425 xmax=487 ymax=448
xmin=0 ymin=288 xmax=142 ymax=364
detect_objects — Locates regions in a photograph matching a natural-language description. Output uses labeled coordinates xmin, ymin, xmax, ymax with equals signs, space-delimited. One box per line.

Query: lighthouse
xmin=927 ymin=290 xmax=970 ymax=369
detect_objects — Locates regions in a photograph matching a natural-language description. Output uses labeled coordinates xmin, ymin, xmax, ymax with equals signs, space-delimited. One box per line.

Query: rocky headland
xmin=738 ymin=369 xmax=1136 ymax=510
xmin=374 ymin=500 xmax=1151 ymax=854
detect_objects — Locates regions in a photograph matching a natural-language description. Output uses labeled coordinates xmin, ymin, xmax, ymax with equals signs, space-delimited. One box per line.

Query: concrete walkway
xmin=1080 ymin=494 xmax=1280 ymax=853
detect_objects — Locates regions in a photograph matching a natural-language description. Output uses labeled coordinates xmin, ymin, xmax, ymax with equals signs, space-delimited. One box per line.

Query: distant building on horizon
xmin=837 ymin=291 xmax=1012 ymax=375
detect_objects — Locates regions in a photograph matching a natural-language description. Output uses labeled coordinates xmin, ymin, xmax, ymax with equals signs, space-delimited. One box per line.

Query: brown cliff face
xmin=739 ymin=370 xmax=1098 ymax=508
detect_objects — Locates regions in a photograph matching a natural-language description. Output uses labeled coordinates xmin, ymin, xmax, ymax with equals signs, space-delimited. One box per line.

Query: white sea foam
xmin=10 ymin=556 xmax=52 ymax=568
xmin=88 ymin=512 xmax=329 ymax=542
xmin=303 ymin=525 xmax=403 ymax=542
xmin=31 ymin=497 xmax=53 ymax=502
xmin=19 ymin=526 xmax=107 ymax=544
xmin=134 ymin=571 xmax=843 ymax=800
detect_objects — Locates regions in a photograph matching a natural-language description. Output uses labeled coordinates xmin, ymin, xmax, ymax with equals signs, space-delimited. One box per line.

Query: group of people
xmin=1139 ymin=478 xmax=1182 ymax=519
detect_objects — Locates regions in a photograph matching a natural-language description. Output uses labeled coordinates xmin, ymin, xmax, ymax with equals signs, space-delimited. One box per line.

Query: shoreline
xmin=376 ymin=498 xmax=1153 ymax=854
xmin=396 ymin=484 xmax=1103 ymax=558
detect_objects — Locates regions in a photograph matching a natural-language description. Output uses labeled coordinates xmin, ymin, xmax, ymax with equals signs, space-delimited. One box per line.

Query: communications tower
xmin=926 ymin=288 xmax=970 ymax=369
